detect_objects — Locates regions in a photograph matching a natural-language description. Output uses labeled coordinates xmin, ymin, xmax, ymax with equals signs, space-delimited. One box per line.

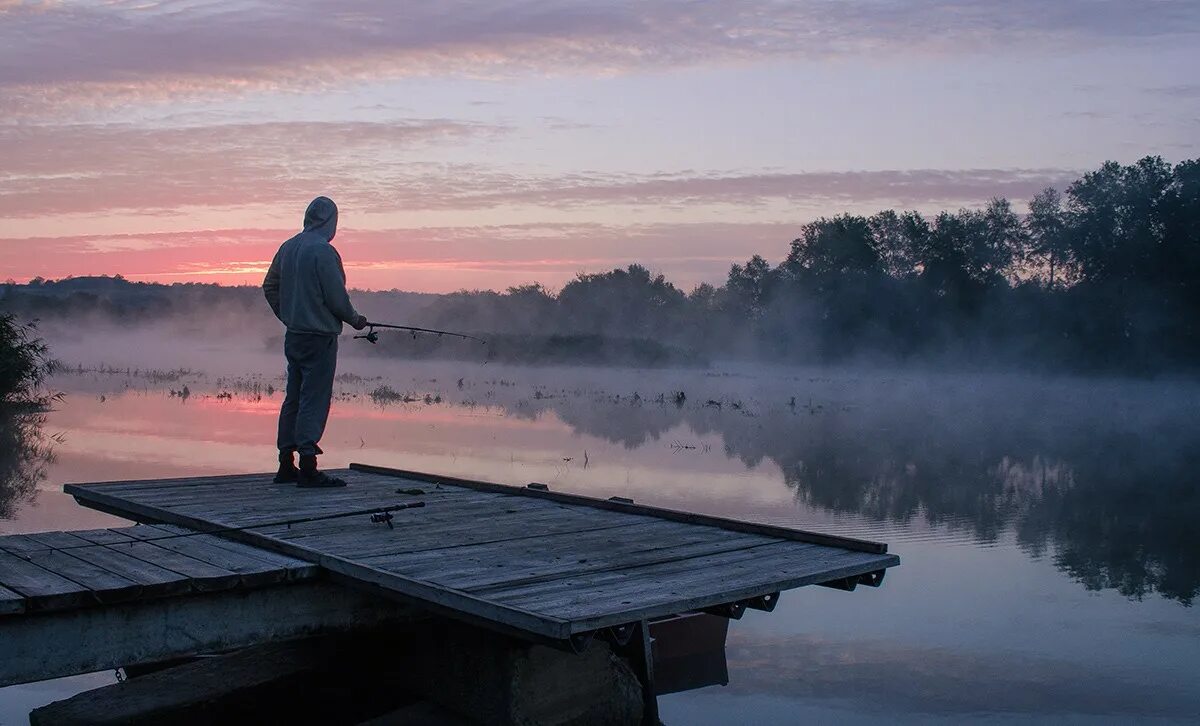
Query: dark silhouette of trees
xmin=557 ymin=264 xmax=686 ymax=337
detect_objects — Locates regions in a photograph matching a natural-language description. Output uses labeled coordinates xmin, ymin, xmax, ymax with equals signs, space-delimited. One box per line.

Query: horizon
xmin=3 ymin=1 xmax=1199 ymax=293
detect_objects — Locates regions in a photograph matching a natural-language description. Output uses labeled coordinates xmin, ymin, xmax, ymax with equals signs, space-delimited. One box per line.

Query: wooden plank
xmin=0 ymin=551 xmax=94 ymax=611
xmin=0 ymin=583 xmax=26 ymax=615
xmin=46 ymin=528 xmax=135 ymax=546
xmin=99 ymin=470 xmax=458 ymax=509
xmin=115 ymin=481 xmax=399 ymax=509
xmin=557 ymin=550 xmax=896 ymax=633
xmin=71 ymin=473 xmax=274 ymax=494
xmin=498 ymin=546 xmax=897 ymax=632
xmin=121 ymin=527 xmax=312 ymax=586
xmin=118 ymin=486 xmax=368 ymax=513
xmin=0 ymin=535 xmax=142 ymax=603
xmin=145 ymin=525 xmax=318 ymax=578
xmin=90 ymin=486 xmax=270 ymax=507
xmin=427 ymin=531 xmax=779 ymax=593
xmin=371 ymin=518 xmax=707 ymax=575
xmin=485 ymin=542 xmax=808 ymax=605
xmin=257 ymin=495 xmax=579 ymax=541
xmin=258 ymin=500 xmax=536 ymax=542
xmin=24 ymin=532 xmax=193 ymax=598
xmin=167 ymin=490 xmax=464 ymax=529
xmin=350 ymin=463 xmax=889 ymax=554
xmin=0 ymin=533 xmax=41 ymax=552
xmin=67 ymin=530 xmax=241 ymax=592
xmin=158 ymin=493 xmax=570 ymax=547
xmin=274 ymin=504 xmax=639 ymax=560
xmin=325 ymin=518 xmax=647 ymax=563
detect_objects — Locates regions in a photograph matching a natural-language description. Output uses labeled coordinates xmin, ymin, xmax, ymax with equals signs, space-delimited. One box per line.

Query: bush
xmin=0 ymin=314 xmax=54 ymax=405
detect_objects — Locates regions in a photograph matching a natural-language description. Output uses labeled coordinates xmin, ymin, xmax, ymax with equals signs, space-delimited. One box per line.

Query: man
xmin=262 ymin=196 xmax=368 ymax=487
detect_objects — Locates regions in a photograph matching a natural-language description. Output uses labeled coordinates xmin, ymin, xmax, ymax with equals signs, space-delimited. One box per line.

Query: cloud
xmin=3 ymin=1 xmax=1197 ymax=112
xmin=1144 ymin=84 xmax=1200 ymax=99
xmin=0 ymin=115 xmax=1078 ymax=217
xmin=0 ymin=119 xmax=506 ymax=216
xmin=436 ymin=168 xmax=1081 ymax=211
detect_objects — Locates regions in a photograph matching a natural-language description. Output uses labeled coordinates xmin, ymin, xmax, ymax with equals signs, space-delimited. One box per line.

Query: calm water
xmin=2 ymin=347 xmax=1199 ymax=724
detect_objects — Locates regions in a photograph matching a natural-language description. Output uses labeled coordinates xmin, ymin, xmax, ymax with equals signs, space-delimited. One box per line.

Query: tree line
xmin=426 ymin=156 xmax=1199 ymax=372
xmin=4 ymin=156 xmax=1198 ymax=373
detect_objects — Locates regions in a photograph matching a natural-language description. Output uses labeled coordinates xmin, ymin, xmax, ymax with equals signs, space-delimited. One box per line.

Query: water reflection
xmin=0 ymin=409 xmax=54 ymax=519
xmin=32 ymin=365 xmax=1200 ymax=607
xmin=495 ymin=382 xmax=1200 ymax=606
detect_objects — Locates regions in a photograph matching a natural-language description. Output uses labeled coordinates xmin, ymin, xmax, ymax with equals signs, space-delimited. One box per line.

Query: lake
xmin=2 ymin=345 xmax=1198 ymax=724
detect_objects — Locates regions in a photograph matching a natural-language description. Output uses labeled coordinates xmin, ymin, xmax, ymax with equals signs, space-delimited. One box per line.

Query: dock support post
xmin=628 ymin=620 xmax=659 ymax=725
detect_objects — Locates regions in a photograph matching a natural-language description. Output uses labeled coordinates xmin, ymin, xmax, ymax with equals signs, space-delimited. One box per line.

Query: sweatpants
xmin=277 ymin=331 xmax=338 ymax=456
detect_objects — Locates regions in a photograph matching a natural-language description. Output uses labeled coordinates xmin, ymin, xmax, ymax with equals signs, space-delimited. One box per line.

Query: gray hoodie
xmin=262 ymin=196 xmax=361 ymax=335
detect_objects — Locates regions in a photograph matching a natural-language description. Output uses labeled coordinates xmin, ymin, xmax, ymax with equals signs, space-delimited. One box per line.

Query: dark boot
xmin=273 ymin=450 xmax=299 ymax=484
xmin=297 ymin=454 xmax=347 ymax=488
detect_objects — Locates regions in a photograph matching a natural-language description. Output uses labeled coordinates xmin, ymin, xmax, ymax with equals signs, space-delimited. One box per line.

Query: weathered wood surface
xmin=0 ymin=524 xmax=316 ymax=615
xmin=65 ymin=464 xmax=899 ymax=641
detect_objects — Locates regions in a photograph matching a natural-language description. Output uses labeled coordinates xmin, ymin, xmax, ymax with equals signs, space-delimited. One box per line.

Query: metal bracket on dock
xmin=746 ymin=592 xmax=780 ymax=612
xmin=818 ymin=569 xmax=887 ymax=592
xmin=697 ymin=591 xmax=781 ymax=619
xmin=602 ymin=623 xmax=637 ymax=648
xmin=702 ymin=601 xmax=747 ymax=620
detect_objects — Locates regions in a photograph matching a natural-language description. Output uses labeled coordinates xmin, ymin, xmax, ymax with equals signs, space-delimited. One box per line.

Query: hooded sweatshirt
xmin=262 ymin=196 xmax=361 ymax=335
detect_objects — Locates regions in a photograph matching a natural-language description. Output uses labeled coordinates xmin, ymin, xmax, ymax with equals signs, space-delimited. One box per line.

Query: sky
xmin=2 ymin=1 xmax=1198 ymax=293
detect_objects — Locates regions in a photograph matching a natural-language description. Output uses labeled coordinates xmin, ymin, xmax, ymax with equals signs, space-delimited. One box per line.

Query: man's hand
xmin=351 ymin=314 xmax=369 ymax=331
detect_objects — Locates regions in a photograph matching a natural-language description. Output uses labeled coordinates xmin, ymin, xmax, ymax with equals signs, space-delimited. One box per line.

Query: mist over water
xmin=3 ymin=327 xmax=1199 ymax=722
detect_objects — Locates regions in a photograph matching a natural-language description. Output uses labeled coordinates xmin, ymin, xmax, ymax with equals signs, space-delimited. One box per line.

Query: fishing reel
xmin=368 ymin=501 xmax=425 ymax=529
xmin=354 ymin=328 xmax=380 ymax=344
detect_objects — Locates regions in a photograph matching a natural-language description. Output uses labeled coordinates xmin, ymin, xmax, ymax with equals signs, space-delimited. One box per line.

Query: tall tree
xmin=1027 ymin=187 xmax=1070 ymax=286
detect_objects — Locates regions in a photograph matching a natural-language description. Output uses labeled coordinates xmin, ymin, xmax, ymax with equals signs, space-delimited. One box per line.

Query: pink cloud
xmin=0 ymin=119 xmax=504 ymax=216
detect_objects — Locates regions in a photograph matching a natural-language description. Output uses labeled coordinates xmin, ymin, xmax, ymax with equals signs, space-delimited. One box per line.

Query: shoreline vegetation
xmin=0 ymin=313 xmax=57 ymax=517
xmin=3 ymin=157 xmax=1198 ymax=374
xmin=0 ymin=313 xmax=55 ymax=408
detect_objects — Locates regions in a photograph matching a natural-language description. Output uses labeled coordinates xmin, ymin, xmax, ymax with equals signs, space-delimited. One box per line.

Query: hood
xmin=303 ymin=196 xmax=338 ymax=241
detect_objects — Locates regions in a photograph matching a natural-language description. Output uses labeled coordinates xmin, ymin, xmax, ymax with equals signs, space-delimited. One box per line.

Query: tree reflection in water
xmin=502 ymin=380 xmax=1200 ymax=606
xmin=0 ymin=409 xmax=54 ymax=519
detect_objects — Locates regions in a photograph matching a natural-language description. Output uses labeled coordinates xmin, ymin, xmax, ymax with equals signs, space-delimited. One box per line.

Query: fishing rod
xmin=354 ymin=322 xmax=487 ymax=346
xmin=7 ymin=500 xmax=427 ymax=559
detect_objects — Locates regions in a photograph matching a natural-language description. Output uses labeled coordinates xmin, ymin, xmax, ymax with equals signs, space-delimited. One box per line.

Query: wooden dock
xmin=62 ymin=463 xmax=898 ymax=643
xmin=2 ymin=463 xmax=898 ymax=722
